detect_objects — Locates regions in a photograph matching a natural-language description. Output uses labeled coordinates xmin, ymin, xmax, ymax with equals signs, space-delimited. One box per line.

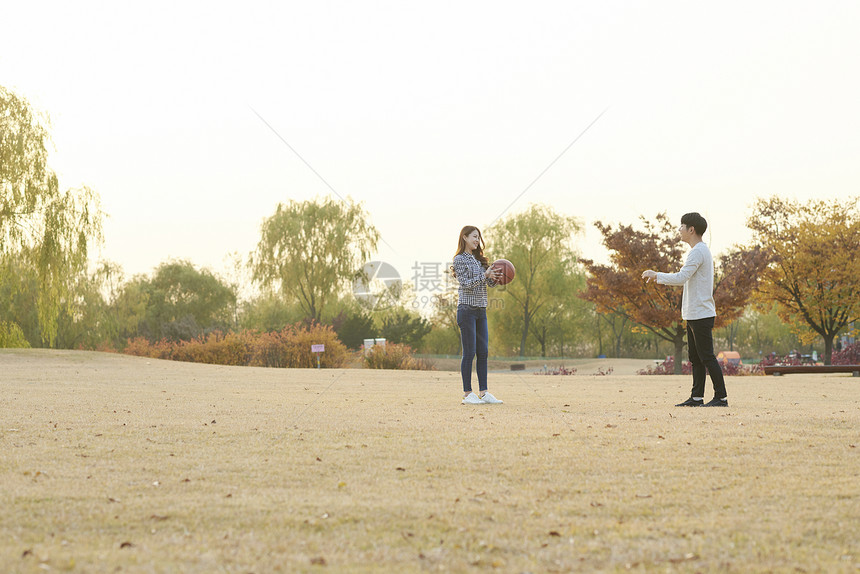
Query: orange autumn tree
xmin=580 ymin=213 xmax=768 ymax=374
xmin=747 ymin=196 xmax=860 ymax=365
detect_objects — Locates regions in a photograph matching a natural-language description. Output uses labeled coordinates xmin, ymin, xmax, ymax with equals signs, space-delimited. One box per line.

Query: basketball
xmin=492 ymin=259 xmax=515 ymax=285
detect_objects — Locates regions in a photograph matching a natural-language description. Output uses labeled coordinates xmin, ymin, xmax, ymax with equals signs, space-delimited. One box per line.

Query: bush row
xmin=123 ymin=323 xmax=348 ymax=368
xmin=638 ymin=356 xmax=762 ymax=376
xmin=833 ymin=342 xmax=860 ymax=365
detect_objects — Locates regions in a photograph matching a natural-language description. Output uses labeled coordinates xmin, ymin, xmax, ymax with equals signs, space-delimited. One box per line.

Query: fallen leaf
xmin=120 ymin=541 xmax=134 ymax=549
xmin=548 ymin=531 xmax=561 ymax=537
xmin=668 ymin=553 xmax=699 ymax=563
xmin=396 ymin=467 xmax=406 ymax=471
xmin=150 ymin=514 xmax=169 ymax=521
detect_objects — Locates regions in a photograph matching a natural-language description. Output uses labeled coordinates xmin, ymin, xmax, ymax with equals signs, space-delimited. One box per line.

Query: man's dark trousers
xmin=686 ymin=316 xmax=727 ymax=399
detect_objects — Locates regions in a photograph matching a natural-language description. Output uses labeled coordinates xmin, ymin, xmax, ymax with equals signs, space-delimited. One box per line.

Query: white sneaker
xmin=480 ymin=392 xmax=503 ymax=404
xmin=462 ymin=392 xmax=485 ymax=405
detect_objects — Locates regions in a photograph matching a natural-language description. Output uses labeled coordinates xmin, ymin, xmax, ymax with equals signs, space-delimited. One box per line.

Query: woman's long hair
xmin=451 ymin=226 xmax=489 ymax=278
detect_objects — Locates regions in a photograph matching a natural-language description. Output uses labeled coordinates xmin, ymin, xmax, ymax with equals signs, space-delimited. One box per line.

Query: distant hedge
xmin=123 ymin=323 xmax=348 ymax=368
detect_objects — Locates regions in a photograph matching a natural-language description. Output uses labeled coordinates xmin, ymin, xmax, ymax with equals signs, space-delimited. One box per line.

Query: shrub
xmin=534 ymin=366 xmax=577 ymax=375
xmin=172 ymin=331 xmax=251 ymax=366
xmin=278 ymin=322 xmax=349 ymax=368
xmin=638 ymin=357 xmax=692 ymax=375
xmin=121 ymin=323 xmax=349 ymax=368
xmin=832 ymin=342 xmax=860 ymax=365
xmin=363 ymin=343 xmax=436 ymax=370
xmin=124 ymin=337 xmax=173 ymax=360
xmin=639 ymin=356 xmax=762 ymax=376
xmin=759 ymin=352 xmax=802 ymax=367
xmin=722 ymin=361 xmax=762 ymax=376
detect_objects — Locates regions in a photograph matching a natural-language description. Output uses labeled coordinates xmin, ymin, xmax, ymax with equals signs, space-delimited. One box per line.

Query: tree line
xmin=2 ymin=86 xmax=858 ymax=366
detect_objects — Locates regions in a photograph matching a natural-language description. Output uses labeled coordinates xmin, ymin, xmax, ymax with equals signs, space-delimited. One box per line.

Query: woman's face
xmin=464 ymin=230 xmax=481 ymax=251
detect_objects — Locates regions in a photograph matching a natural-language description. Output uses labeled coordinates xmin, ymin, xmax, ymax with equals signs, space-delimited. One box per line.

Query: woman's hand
xmin=641 ymin=270 xmax=657 ymax=283
xmin=485 ymin=265 xmax=502 ymax=281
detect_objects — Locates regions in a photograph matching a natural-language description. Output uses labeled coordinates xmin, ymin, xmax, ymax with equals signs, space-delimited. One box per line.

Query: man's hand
xmin=641 ymin=270 xmax=658 ymax=283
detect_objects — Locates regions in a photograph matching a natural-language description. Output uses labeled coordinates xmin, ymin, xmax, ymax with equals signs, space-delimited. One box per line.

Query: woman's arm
xmin=454 ymin=256 xmax=489 ymax=290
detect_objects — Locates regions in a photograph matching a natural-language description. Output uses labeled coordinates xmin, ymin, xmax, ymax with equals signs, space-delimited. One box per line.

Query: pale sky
xmin=3 ymin=1 xmax=859 ymax=305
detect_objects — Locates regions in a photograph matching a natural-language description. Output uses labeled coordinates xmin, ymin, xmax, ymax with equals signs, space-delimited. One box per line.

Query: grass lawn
xmin=2 ymin=349 xmax=859 ymax=573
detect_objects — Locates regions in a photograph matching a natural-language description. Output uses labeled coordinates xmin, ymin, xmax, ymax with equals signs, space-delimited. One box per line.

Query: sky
xmin=2 ymin=1 xmax=859 ymax=307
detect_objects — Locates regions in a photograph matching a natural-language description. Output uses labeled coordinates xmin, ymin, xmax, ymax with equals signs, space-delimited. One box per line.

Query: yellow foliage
xmin=748 ymin=196 xmax=860 ymax=360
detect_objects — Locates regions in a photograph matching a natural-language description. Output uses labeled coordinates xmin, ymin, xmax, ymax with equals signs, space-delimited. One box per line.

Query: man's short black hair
xmin=681 ymin=212 xmax=707 ymax=236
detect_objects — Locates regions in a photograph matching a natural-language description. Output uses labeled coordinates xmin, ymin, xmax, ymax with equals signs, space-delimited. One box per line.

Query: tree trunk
xmin=596 ymin=316 xmax=603 ymax=357
xmin=824 ymin=334 xmax=833 ymax=365
xmin=674 ymin=331 xmax=686 ymax=375
xmin=727 ymin=322 xmax=736 ymax=351
xmin=519 ymin=306 xmax=530 ymax=357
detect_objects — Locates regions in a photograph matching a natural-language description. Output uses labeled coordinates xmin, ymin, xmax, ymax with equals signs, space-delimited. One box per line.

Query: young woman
xmin=452 ymin=226 xmax=504 ymax=405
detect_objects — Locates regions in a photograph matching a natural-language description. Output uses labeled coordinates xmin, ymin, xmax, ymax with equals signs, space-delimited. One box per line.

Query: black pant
xmin=686 ymin=316 xmax=727 ymax=399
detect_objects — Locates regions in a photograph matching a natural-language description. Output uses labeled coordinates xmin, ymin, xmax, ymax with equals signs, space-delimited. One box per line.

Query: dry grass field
xmin=2 ymin=349 xmax=859 ymax=573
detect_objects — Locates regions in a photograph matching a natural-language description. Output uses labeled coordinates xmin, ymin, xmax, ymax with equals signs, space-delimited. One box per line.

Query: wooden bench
xmin=763 ymin=365 xmax=860 ymax=377
xmin=510 ymin=364 xmax=526 ymax=371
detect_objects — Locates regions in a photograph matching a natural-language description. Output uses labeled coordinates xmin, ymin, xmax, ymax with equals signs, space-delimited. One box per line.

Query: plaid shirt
xmin=454 ymin=252 xmax=497 ymax=307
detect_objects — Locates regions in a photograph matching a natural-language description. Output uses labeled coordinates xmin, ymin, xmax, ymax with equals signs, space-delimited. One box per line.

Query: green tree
xmin=1 ymin=86 xmax=104 ymax=345
xmin=124 ymin=260 xmax=237 ymax=342
xmin=714 ymin=305 xmax=803 ymax=359
xmin=527 ymin=263 xmax=589 ymax=357
xmin=250 ymin=197 xmax=379 ymax=322
xmin=747 ymin=196 xmax=860 ymax=364
xmin=332 ymin=309 xmax=376 ymax=349
xmin=0 ymin=252 xmax=40 ymax=345
xmin=240 ymin=291 xmax=309 ymax=333
xmin=379 ymin=309 xmax=431 ymax=348
xmin=422 ymin=283 xmax=461 ymax=355
xmin=487 ymin=204 xmax=582 ymax=357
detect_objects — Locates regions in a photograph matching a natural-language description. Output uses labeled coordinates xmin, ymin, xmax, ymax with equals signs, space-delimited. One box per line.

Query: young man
xmin=641 ymin=213 xmax=727 ymax=407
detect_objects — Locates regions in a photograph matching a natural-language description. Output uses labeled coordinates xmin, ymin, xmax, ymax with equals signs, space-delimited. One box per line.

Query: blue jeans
xmin=457 ymin=305 xmax=488 ymax=394
xmin=687 ymin=316 xmax=727 ymax=399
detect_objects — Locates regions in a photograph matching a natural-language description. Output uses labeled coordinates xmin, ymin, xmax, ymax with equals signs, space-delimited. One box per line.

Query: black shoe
xmin=675 ymin=398 xmax=704 ymax=407
xmin=703 ymin=397 xmax=728 ymax=407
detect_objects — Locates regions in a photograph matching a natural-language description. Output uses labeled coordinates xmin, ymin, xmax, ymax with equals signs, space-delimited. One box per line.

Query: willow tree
xmin=580 ymin=213 xmax=768 ymax=373
xmin=748 ymin=196 xmax=860 ymax=364
xmin=487 ymin=204 xmax=582 ymax=357
xmin=1 ymin=86 xmax=103 ymax=346
xmin=250 ymin=196 xmax=378 ymax=322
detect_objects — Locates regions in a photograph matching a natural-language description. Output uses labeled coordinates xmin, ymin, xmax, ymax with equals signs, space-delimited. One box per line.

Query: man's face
xmin=678 ymin=223 xmax=693 ymax=243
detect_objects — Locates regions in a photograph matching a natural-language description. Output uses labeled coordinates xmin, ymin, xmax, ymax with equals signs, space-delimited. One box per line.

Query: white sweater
xmin=656 ymin=242 xmax=716 ymax=321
